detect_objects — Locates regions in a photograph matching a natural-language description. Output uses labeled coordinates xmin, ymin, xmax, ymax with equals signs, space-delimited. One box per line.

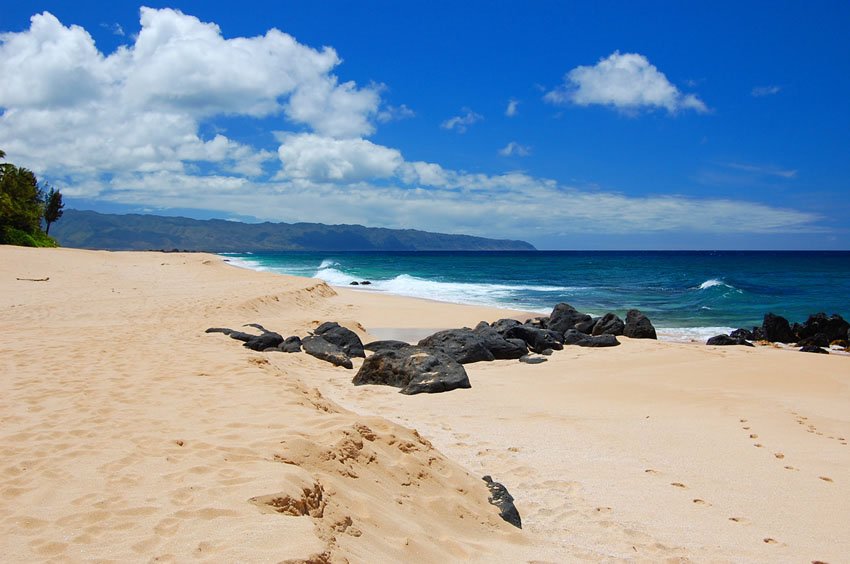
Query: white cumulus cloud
xmin=545 ymin=51 xmax=707 ymax=114
xmin=441 ymin=108 xmax=483 ymax=133
xmin=276 ymin=133 xmax=402 ymax=182
xmin=505 ymin=98 xmax=519 ymax=117
xmin=498 ymin=142 xmax=531 ymax=157
xmin=751 ymin=85 xmax=781 ymax=97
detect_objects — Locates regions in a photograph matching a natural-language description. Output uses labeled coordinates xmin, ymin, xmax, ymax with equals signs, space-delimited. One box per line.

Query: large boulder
xmin=761 ymin=313 xmax=795 ymax=343
xmin=352 ymin=347 xmax=470 ymax=394
xmin=490 ymin=318 xmax=522 ymax=335
xmin=707 ymin=334 xmax=754 ymax=347
xmin=302 ymin=335 xmax=353 ymax=369
xmin=547 ymin=303 xmax=591 ymax=335
xmin=314 ymin=322 xmax=365 ymax=358
xmin=418 ymin=329 xmax=495 ymax=364
xmin=591 ymin=313 xmax=624 ymax=336
xmin=563 ymin=329 xmax=620 ymax=347
xmin=504 ymin=325 xmax=564 ymax=354
xmin=472 ymin=324 xmax=528 ymax=360
xmin=730 ymin=328 xmax=755 ymax=341
xmin=623 ymin=309 xmax=657 ymax=339
xmin=574 ymin=316 xmax=599 ymax=334
xmin=796 ymin=313 xmax=850 ymax=343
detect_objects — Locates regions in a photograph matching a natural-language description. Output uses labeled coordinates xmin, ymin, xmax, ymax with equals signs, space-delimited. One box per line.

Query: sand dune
xmin=2 ymin=247 xmax=848 ymax=562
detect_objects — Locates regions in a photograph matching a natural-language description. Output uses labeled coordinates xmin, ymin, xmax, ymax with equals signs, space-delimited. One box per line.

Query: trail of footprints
xmin=740 ymin=415 xmax=838 ymax=482
xmin=638 ymin=412 xmax=843 ymax=553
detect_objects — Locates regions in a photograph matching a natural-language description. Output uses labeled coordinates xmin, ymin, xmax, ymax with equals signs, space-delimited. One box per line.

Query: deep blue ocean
xmin=221 ymin=251 xmax=850 ymax=341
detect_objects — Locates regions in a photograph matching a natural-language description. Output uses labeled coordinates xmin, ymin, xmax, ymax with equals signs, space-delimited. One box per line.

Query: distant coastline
xmin=50 ymin=209 xmax=535 ymax=252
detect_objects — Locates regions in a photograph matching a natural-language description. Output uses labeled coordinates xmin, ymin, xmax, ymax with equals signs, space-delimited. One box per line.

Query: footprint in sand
xmin=644 ymin=469 xmax=661 ymax=475
xmin=749 ymin=434 xmax=758 ymax=439
xmin=671 ymin=482 xmax=687 ymax=489
xmin=763 ymin=537 xmax=778 ymax=544
xmin=774 ymin=452 xmax=785 ymax=459
xmin=728 ymin=516 xmax=750 ymax=524
xmin=754 ymin=443 xmax=764 ymax=448
xmin=784 ymin=465 xmax=798 ymax=471
xmin=819 ymin=476 xmax=834 ymax=483
xmin=692 ymin=498 xmax=711 ymax=506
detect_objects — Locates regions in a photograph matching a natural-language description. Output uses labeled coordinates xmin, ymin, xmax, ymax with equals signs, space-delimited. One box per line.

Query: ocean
xmin=221 ymin=251 xmax=850 ymax=342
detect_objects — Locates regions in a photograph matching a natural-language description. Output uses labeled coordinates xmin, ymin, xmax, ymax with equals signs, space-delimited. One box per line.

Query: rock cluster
xmin=707 ymin=312 xmax=849 ymax=354
xmin=206 ymin=303 xmax=658 ymax=395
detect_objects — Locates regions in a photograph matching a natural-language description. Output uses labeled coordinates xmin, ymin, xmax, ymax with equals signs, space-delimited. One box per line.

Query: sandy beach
xmin=2 ymin=246 xmax=849 ymax=563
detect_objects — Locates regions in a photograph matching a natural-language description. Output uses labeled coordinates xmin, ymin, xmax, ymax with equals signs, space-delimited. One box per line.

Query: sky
xmin=1 ymin=1 xmax=848 ymax=250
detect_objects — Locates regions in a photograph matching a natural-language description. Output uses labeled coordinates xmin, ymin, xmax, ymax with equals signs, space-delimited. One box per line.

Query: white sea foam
xmin=656 ymin=326 xmax=737 ymax=343
xmin=310 ymin=269 xmax=577 ymax=312
xmin=319 ymin=258 xmax=340 ymax=269
xmin=221 ymin=255 xmax=268 ymax=271
xmin=698 ymin=278 xmax=726 ymax=290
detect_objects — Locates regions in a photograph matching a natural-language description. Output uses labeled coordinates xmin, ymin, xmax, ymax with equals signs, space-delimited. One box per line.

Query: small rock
xmin=519 ymin=355 xmax=547 ymax=364
xmin=482 ymin=475 xmax=521 ymax=529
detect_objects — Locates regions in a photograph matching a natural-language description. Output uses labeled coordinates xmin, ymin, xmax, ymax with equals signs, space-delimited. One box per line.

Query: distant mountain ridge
xmin=52 ymin=209 xmax=536 ymax=251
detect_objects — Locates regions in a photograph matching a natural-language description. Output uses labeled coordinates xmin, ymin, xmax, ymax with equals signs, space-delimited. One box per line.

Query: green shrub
xmin=0 ymin=225 xmax=58 ymax=247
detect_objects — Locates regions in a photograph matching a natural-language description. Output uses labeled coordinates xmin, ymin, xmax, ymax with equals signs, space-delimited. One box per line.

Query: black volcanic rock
xmin=730 ymin=328 xmax=755 ymax=341
xmin=800 ymin=345 xmax=829 ymax=354
xmin=624 ymin=309 xmax=658 ymax=339
xmin=574 ymin=316 xmax=599 ymax=334
xmin=592 ymin=313 xmax=625 ymax=336
xmin=364 ymin=340 xmax=411 ymax=352
xmin=707 ymin=334 xmax=754 ymax=347
xmin=504 ymin=325 xmax=564 ymax=354
xmin=353 ymin=347 xmax=470 ymax=394
xmin=797 ymin=333 xmax=830 ymax=348
xmin=314 ymin=322 xmax=365 ymax=358
xmin=491 ymin=318 xmax=522 ymax=335
xmin=796 ymin=313 xmax=850 ymax=343
xmin=547 ymin=303 xmax=591 ymax=335
xmin=482 ymin=475 xmax=522 ymax=529
xmin=302 ymin=336 xmax=353 ymax=369
xmin=280 ymin=336 xmax=303 ymax=353
xmin=418 ymin=329 xmax=495 ymax=364
xmin=472 ymin=324 xmax=528 ymax=360
xmin=762 ymin=313 xmax=795 ymax=343
xmin=563 ymin=329 xmax=620 ymax=347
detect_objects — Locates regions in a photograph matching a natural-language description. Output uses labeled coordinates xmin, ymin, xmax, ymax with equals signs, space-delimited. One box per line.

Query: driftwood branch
xmin=16 ymin=277 xmax=50 ymax=282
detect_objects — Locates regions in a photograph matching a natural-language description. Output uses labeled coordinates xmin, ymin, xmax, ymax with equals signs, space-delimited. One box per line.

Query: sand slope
xmin=1 ymin=248 xmax=527 ymax=563
xmin=2 ymin=247 xmax=849 ymax=563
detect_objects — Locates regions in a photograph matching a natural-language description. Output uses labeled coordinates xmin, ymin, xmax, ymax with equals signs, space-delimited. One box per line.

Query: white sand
xmin=2 ymin=246 xmax=848 ymax=562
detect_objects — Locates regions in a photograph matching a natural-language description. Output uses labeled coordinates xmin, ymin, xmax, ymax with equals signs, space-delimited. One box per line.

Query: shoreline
xmin=3 ymin=247 xmax=849 ymax=562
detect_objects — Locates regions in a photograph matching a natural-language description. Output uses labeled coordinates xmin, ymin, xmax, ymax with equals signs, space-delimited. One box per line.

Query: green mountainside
xmin=52 ymin=209 xmax=536 ymax=251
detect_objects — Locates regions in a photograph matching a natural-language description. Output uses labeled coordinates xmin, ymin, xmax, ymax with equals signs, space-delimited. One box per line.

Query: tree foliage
xmin=44 ymin=186 xmax=64 ymax=234
xmin=0 ymin=150 xmax=61 ymax=247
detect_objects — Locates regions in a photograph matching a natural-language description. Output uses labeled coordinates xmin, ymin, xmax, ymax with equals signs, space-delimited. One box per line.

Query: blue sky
xmin=1 ymin=1 xmax=848 ymax=249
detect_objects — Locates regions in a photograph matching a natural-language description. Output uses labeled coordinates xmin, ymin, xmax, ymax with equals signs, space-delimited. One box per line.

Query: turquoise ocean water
xmin=221 ymin=251 xmax=850 ymax=342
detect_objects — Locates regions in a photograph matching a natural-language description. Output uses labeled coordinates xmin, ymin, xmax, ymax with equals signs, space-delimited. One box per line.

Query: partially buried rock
xmin=418 ymin=328 xmax=495 ymax=364
xmin=624 ymin=309 xmax=657 ymax=339
xmin=800 ymin=345 xmax=829 ymax=354
xmin=482 ymin=475 xmax=521 ymax=529
xmin=313 ymin=322 xmax=365 ymax=358
xmin=706 ymin=334 xmax=754 ymax=347
xmin=592 ymin=312 xmax=625 ymax=336
xmin=302 ymin=335 xmax=353 ymax=369
xmin=563 ymin=329 xmax=620 ymax=347
xmin=353 ymin=347 xmax=470 ymax=394
xmin=519 ymin=354 xmax=547 ymax=364
xmin=797 ymin=333 xmax=830 ymax=348
xmin=280 ymin=336 xmax=302 ymax=353
xmin=363 ymin=340 xmax=411 ymax=352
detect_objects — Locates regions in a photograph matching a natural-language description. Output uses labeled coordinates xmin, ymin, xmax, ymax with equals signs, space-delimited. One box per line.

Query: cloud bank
xmin=0 ymin=10 xmax=820 ymax=247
